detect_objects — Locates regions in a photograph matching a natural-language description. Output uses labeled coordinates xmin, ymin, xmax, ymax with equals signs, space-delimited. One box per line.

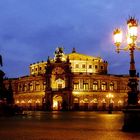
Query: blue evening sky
xmin=0 ymin=0 xmax=140 ymax=78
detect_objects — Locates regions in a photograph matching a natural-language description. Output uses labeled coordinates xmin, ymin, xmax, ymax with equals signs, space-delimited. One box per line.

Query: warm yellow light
xmin=84 ymin=98 xmax=88 ymax=103
xmin=36 ymin=99 xmax=40 ymax=104
xmin=113 ymin=28 xmax=122 ymax=46
xmin=74 ymin=98 xmax=79 ymax=103
xmin=101 ymin=98 xmax=106 ymax=103
xmin=128 ymin=26 xmax=137 ymax=37
xmin=127 ymin=17 xmax=138 ymax=38
xmin=16 ymin=100 xmax=20 ymax=104
xmin=28 ymin=99 xmax=32 ymax=103
xmin=80 ymin=100 xmax=84 ymax=103
xmin=53 ymin=100 xmax=58 ymax=108
xmin=21 ymin=100 xmax=25 ymax=104
xmin=127 ymin=35 xmax=133 ymax=45
xmin=90 ymin=98 xmax=98 ymax=103
xmin=73 ymin=92 xmax=80 ymax=95
xmin=110 ymin=99 xmax=114 ymax=103
xmin=106 ymin=93 xmax=114 ymax=98
xmin=118 ymin=100 xmax=122 ymax=104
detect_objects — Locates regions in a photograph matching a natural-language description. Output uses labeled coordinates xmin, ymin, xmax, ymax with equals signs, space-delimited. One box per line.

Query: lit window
xmin=82 ymin=64 xmax=86 ymax=68
xmin=90 ymin=98 xmax=98 ymax=103
xmin=83 ymin=83 xmax=89 ymax=90
xmin=84 ymin=98 xmax=89 ymax=103
xmin=89 ymin=65 xmax=92 ymax=69
xmin=18 ymin=84 xmax=22 ymax=92
xmin=36 ymin=99 xmax=40 ymax=104
xmin=74 ymin=83 xmax=79 ymax=90
xmin=93 ymin=81 xmax=98 ymax=90
xmin=75 ymin=64 xmax=79 ymax=68
xmin=109 ymin=82 xmax=114 ymax=91
xmin=35 ymin=82 xmax=40 ymax=91
xmin=101 ymin=66 xmax=104 ymax=69
xmin=74 ymin=98 xmax=79 ymax=103
xmin=29 ymin=83 xmax=33 ymax=91
xmin=21 ymin=100 xmax=25 ymax=104
xmin=43 ymin=82 xmax=46 ymax=90
xmin=101 ymin=82 xmax=107 ymax=91
xmin=118 ymin=100 xmax=123 ymax=105
xmin=95 ymin=65 xmax=98 ymax=69
xmin=101 ymin=98 xmax=106 ymax=103
xmin=58 ymin=84 xmax=62 ymax=89
xmin=22 ymin=84 xmax=27 ymax=92
xmin=24 ymin=84 xmax=27 ymax=91
xmin=28 ymin=99 xmax=32 ymax=104
xmin=16 ymin=100 xmax=20 ymax=104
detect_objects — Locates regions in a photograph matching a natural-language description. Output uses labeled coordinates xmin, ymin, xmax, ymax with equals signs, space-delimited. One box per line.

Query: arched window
xmin=22 ymin=84 xmax=26 ymax=92
xmin=73 ymin=82 xmax=79 ymax=90
xmin=93 ymin=81 xmax=98 ymax=90
xmin=24 ymin=84 xmax=27 ymax=91
xmin=56 ymin=78 xmax=65 ymax=89
xmin=74 ymin=98 xmax=79 ymax=103
xmin=35 ymin=82 xmax=40 ymax=91
xmin=83 ymin=80 xmax=89 ymax=90
xmin=109 ymin=82 xmax=114 ymax=91
xmin=89 ymin=65 xmax=92 ymax=69
xmin=101 ymin=98 xmax=106 ymax=103
xmin=90 ymin=98 xmax=98 ymax=103
xmin=101 ymin=82 xmax=107 ymax=91
xmin=75 ymin=64 xmax=79 ymax=68
xmin=29 ymin=82 xmax=33 ymax=91
xmin=43 ymin=82 xmax=46 ymax=90
xmin=18 ymin=84 xmax=22 ymax=92
xmin=84 ymin=98 xmax=89 ymax=103
xmin=82 ymin=64 xmax=86 ymax=68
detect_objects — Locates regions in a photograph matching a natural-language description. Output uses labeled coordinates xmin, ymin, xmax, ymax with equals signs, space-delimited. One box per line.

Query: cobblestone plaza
xmin=0 ymin=111 xmax=140 ymax=140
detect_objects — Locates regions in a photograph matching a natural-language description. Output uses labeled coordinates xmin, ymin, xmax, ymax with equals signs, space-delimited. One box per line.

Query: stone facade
xmin=4 ymin=48 xmax=131 ymax=111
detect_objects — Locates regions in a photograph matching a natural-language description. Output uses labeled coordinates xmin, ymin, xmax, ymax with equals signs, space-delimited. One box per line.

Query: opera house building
xmin=4 ymin=47 xmax=130 ymax=111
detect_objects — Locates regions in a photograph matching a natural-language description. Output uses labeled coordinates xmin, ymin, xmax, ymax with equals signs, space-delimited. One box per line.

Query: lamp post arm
xmin=115 ymin=46 xmax=129 ymax=53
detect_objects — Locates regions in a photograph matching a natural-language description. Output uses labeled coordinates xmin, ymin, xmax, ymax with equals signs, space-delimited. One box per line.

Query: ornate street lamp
xmin=106 ymin=93 xmax=114 ymax=114
xmin=113 ymin=17 xmax=139 ymax=105
xmin=113 ymin=17 xmax=140 ymax=131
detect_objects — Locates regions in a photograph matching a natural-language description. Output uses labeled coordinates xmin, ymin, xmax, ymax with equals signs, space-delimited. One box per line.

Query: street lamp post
xmin=0 ymin=55 xmax=5 ymax=100
xmin=113 ymin=17 xmax=140 ymax=131
xmin=106 ymin=93 xmax=114 ymax=114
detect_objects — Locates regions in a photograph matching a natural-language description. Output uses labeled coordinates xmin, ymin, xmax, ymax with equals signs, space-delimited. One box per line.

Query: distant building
xmin=4 ymin=48 xmax=131 ymax=111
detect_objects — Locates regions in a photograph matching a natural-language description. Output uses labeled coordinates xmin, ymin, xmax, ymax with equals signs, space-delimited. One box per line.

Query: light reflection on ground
xmin=0 ymin=111 xmax=140 ymax=140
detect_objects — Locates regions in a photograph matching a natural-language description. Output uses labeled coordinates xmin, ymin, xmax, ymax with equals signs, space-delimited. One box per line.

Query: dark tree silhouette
xmin=6 ymin=81 xmax=14 ymax=105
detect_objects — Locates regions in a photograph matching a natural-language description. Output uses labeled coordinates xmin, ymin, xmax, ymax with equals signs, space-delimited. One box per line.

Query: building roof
xmin=65 ymin=52 xmax=102 ymax=61
xmin=30 ymin=48 xmax=104 ymax=66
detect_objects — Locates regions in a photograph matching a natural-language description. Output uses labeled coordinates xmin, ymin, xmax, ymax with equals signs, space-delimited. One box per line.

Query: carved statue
xmin=54 ymin=47 xmax=64 ymax=62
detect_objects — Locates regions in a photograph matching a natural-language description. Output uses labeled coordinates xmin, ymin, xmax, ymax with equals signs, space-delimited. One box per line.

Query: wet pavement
xmin=0 ymin=111 xmax=140 ymax=140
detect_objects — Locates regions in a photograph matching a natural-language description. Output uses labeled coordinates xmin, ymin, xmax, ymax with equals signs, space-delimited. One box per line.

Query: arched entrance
xmin=53 ymin=95 xmax=63 ymax=110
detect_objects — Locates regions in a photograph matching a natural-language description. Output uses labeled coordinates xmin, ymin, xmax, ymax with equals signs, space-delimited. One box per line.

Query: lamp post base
xmin=122 ymin=105 xmax=140 ymax=132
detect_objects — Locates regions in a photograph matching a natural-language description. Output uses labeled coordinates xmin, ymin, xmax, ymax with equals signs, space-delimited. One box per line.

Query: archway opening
xmin=53 ymin=95 xmax=63 ymax=110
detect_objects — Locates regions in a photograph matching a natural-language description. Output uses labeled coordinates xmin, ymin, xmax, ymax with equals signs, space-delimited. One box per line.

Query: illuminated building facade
xmin=4 ymin=48 xmax=130 ymax=111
